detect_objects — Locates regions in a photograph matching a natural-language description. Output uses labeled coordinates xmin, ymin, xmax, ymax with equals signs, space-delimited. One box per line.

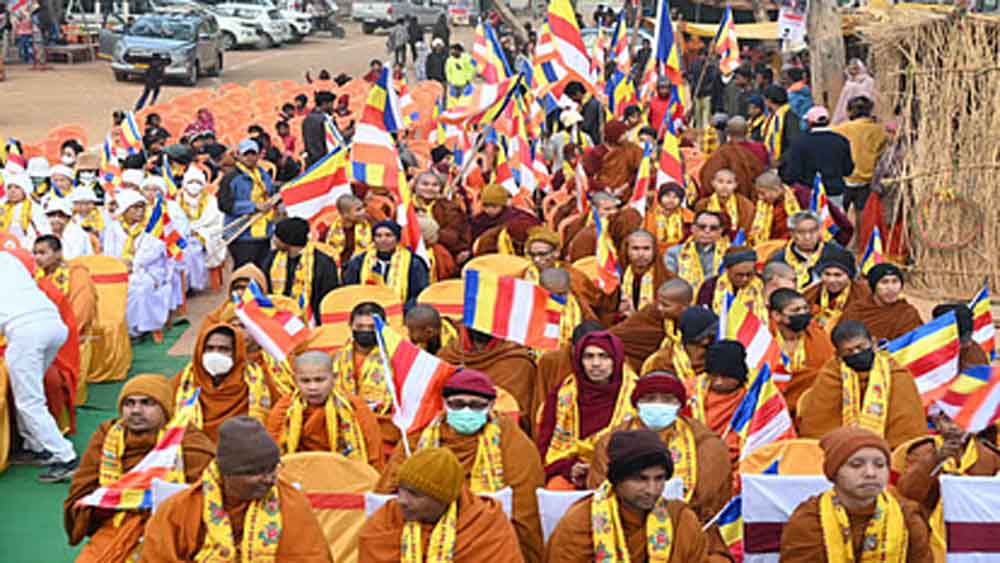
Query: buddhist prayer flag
xmin=713 ymin=6 xmax=740 ymax=80
xmin=121 ymin=111 xmax=143 ymax=155
xmin=954 ymin=373 xmax=1000 ymax=432
xmin=718 ymin=296 xmax=785 ymax=385
xmin=100 ymin=134 xmax=122 ymax=191
xmin=608 ymin=9 xmax=631 ymax=73
xmin=350 ymin=65 xmax=404 ymax=191
xmin=645 ymin=0 xmax=684 ymax=97
xmin=144 ymin=193 xmax=186 ymax=261
xmin=462 ymin=268 xmax=563 ymax=350
xmin=493 ymin=137 xmax=520 ymax=196
xmin=859 ymin=226 xmax=884 ymax=275
xmin=628 ymin=141 xmax=654 ymax=216
xmin=234 ymin=280 xmax=310 ymax=362
xmin=729 ymin=364 xmax=797 ymax=461
xmin=715 ymin=495 xmax=743 ymax=560
xmin=372 ymin=315 xmax=457 ymax=434
xmin=885 ymin=310 xmax=961 ymax=403
xmin=605 ymin=69 xmax=637 ymax=119
xmin=656 ymin=118 xmax=684 ymax=189
xmin=472 ymin=22 xmax=512 ymax=84
xmin=969 ymin=284 xmax=996 ymax=361
xmin=594 ymin=207 xmax=621 ymax=293
xmin=280 ymin=146 xmax=351 ymax=222
xmin=809 ymin=173 xmax=838 ymax=241
xmin=161 ymin=154 xmax=179 ymax=199
xmin=546 ymin=0 xmax=594 ymax=89
xmin=936 ymin=365 xmax=995 ymax=418
xmin=440 ymin=75 xmax=523 ymax=127
xmin=323 ymin=115 xmax=344 ymax=153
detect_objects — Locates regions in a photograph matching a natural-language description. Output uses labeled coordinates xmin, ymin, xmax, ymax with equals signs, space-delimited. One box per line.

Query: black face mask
xmin=842 ymin=348 xmax=876 ymax=372
xmin=424 ymin=337 xmax=442 ymax=356
xmin=786 ymin=312 xmax=812 ymax=333
xmin=353 ymin=330 xmax=377 ymax=348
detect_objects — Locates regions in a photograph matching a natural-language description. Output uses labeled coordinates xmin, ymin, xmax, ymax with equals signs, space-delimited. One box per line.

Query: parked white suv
xmin=209 ymin=8 xmax=264 ymax=49
xmin=212 ymin=3 xmax=293 ymax=47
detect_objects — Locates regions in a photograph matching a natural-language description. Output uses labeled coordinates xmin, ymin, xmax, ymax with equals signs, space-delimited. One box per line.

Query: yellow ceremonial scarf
xmin=269 ymin=243 xmax=316 ymax=304
xmin=748 ymin=114 xmax=766 ymax=137
xmin=327 ymin=219 xmax=371 ymax=266
xmin=358 ymin=247 xmax=413 ymax=303
xmin=652 ymin=207 xmax=686 ymax=250
xmin=333 ymin=344 xmax=392 ymax=416
xmin=621 ymin=266 xmax=655 ymax=312
xmin=195 ymin=462 xmax=282 ymax=562
xmin=256 ymin=352 xmax=296 ymax=397
xmin=36 ymin=264 xmax=70 ymax=295
xmin=545 ymin=374 xmax=636 ymax=465
xmin=558 ymin=294 xmax=583 ymax=347
xmin=282 ymin=390 xmax=367 ymax=462
xmin=774 ymin=329 xmax=807 ymax=372
xmin=234 ymin=162 xmax=272 ymax=238
xmin=121 ymin=220 xmax=145 ymax=262
xmin=400 ymin=500 xmax=458 ymax=563
xmin=712 ymin=274 xmax=768 ymax=322
xmin=749 ymin=187 xmax=801 ymax=245
xmin=817 ymin=285 xmax=851 ymax=331
xmin=179 ymin=192 xmax=209 ymax=222
xmin=590 ymin=480 xmax=673 ymax=562
xmin=819 ymin=489 xmax=907 ymax=563
xmin=706 ymin=193 xmax=739 ymax=234
xmin=840 ymin=352 xmax=892 ymax=437
xmin=0 ymin=198 xmax=32 ymax=233
xmin=174 ymin=363 xmax=271 ymax=429
xmin=783 ymin=240 xmax=824 ymax=289
xmin=81 ymin=208 xmax=106 ymax=233
xmin=496 ymin=227 xmax=516 ymax=255
xmin=676 ymin=239 xmax=729 ymax=291
xmin=625 ymin=415 xmax=698 ymax=502
xmin=418 ymin=414 xmax=505 ymax=492
xmin=764 ymin=105 xmax=791 ymax=162
xmin=928 ymin=436 xmax=979 ymax=558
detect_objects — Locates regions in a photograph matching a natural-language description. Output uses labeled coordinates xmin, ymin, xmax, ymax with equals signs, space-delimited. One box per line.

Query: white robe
xmin=52 ymin=221 xmax=94 ymax=260
xmin=162 ymin=199 xmax=188 ymax=310
xmin=102 ymin=220 xmax=172 ymax=335
xmin=2 ymin=200 xmax=50 ymax=249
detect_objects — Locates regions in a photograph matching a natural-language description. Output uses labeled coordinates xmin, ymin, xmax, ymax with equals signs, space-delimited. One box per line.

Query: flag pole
xmin=373 ymin=315 xmax=412 ymax=457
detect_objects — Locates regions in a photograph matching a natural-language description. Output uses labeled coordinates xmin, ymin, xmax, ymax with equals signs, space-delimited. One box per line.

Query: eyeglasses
xmin=445 ymin=398 xmax=490 ymax=411
xmin=526 ymin=250 xmax=555 ymax=258
xmin=694 ymin=223 xmax=722 ymax=231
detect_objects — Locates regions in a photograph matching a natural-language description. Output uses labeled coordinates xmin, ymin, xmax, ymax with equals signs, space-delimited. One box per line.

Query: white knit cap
xmin=183 ymin=166 xmax=207 ymax=186
xmin=27 ymin=157 xmax=51 ymax=178
xmin=45 ymin=197 xmax=73 ymax=217
xmin=67 ymin=186 xmax=99 ymax=203
xmin=121 ymin=169 xmax=145 ymax=187
xmin=114 ymin=189 xmax=147 ymax=214
xmin=141 ymin=176 xmax=167 ymax=192
xmin=50 ymin=164 xmax=74 ymax=180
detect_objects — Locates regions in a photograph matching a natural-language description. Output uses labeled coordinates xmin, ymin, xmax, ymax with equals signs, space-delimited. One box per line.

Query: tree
xmin=807 ymin=0 xmax=845 ymax=108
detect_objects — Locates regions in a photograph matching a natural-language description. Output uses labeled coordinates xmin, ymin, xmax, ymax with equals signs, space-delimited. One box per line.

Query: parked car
xmin=280 ymin=9 xmax=313 ymax=41
xmin=351 ymin=0 xmax=445 ymax=34
xmin=102 ymin=11 xmax=224 ymax=85
xmin=206 ymin=8 xmax=264 ymax=49
xmin=212 ymin=3 xmax=293 ymax=47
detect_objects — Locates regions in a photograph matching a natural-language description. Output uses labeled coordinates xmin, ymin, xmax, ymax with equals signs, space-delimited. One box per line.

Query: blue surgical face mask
xmin=445 ymin=407 xmax=488 ymax=435
xmin=638 ymin=403 xmax=681 ymax=431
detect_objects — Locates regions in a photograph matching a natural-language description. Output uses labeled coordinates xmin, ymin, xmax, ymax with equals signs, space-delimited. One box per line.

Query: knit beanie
xmin=480 ymin=184 xmax=511 ymax=206
xmin=820 ymin=426 xmax=891 ymax=481
xmin=722 ymin=245 xmax=757 ymax=268
xmin=397 ymin=447 xmax=465 ymax=506
xmin=705 ymin=340 xmax=749 ymax=383
xmin=607 ymin=429 xmax=673 ymax=485
xmin=525 ymin=225 xmax=561 ymax=249
xmin=631 ymin=371 xmax=688 ymax=407
xmin=216 ymin=416 xmax=281 ymax=475
xmin=866 ymin=263 xmax=904 ymax=293
xmin=373 ymin=219 xmax=403 ymax=240
xmin=442 ymin=369 xmax=497 ymax=400
xmin=275 ymin=217 xmax=310 ymax=247
xmin=118 ymin=374 xmax=174 ymax=419
xmin=679 ymin=306 xmax=719 ymax=344
xmin=816 ymin=246 xmax=858 ymax=279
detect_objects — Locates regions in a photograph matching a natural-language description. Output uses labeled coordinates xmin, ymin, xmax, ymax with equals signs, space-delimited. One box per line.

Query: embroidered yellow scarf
xmin=652 ymin=207 xmax=685 ymax=250
xmin=400 ymin=499 xmax=458 ymax=562
xmin=783 ymin=240 xmax=824 ymax=289
xmin=621 ymin=266 xmax=655 ymax=312
xmin=327 ymin=219 xmax=371 ymax=265
xmin=81 ymin=208 xmax=106 ymax=233
xmin=840 ymin=352 xmax=892 ymax=437
xmin=545 ymin=375 xmax=636 ymax=465
xmin=774 ymin=329 xmax=807 ymax=372
xmin=282 ymin=390 xmax=367 ymax=461
xmin=36 ymin=264 xmax=70 ymax=295
xmin=558 ymin=293 xmax=583 ymax=347
xmin=817 ymin=285 xmax=851 ymax=331
xmin=712 ymin=274 xmax=768 ymax=322
xmin=763 ymin=105 xmax=791 ymax=161
xmin=749 ymin=187 xmax=801 ymax=245
xmin=234 ymin=162 xmax=272 ymax=238
xmin=819 ymin=489 xmax=907 ymax=563
xmin=174 ymin=363 xmax=271 ymax=429
xmin=418 ymin=415 xmax=505 ymax=492
xmin=676 ymin=239 xmax=728 ymax=291
xmin=590 ymin=480 xmax=673 ymax=562
xmin=496 ymin=227 xmax=516 ymax=255
xmin=358 ymin=247 xmax=413 ymax=303
xmin=269 ymin=243 xmax=316 ymax=304
xmin=256 ymin=352 xmax=296 ymax=397
xmin=649 ymin=319 xmax=696 ymax=386
xmin=706 ymin=193 xmax=739 ymax=233
xmin=0 ymin=199 xmax=32 ymax=233
xmin=121 ymin=220 xmax=146 ymax=262
xmin=195 ymin=462 xmax=282 ymax=562
xmin=928 ymin=436 xmax=979 ymax=558
xmin=333 ymin=345 xmax=392 ymax=416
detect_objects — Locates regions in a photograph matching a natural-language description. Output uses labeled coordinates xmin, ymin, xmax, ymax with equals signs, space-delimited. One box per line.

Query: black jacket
xmin=343 ymin=249 xmax=430 ymax=311
xmin=262 ymin=248 xmax=340 ymax=322
xmin=780 ymin=129 xmax=855 ymax=195
xmin=301 ymin=109 xmax=328 ymax=168
xmin=426 ymin=51 xmax=447 ymax=84
xmin=580 ymin=97 xmax=605 ymax=145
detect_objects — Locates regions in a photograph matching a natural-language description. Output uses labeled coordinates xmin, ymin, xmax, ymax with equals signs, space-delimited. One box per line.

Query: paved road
xmin=0 ymin=23 xmax=473 ymax=145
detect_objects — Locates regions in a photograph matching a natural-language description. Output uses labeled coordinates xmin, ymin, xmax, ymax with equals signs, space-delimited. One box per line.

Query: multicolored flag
xmin=280 ymin=146 xmax=351 ymax=222
xmin=886 ymin=310 xmax=961 ymax=404
xmin=628 ymin=141 xmax=654 ymax=216
xmin=729 ymin=364 xmax=797 ymax=461
xmin=493 ymin=140 xmax=520 ymax=196
xmin=324 ymin=115 xmax=344 ymax=153
xmin=234 ymin=280 xmax=311 ymax=362
xmin=440 ymin=75 xmax=523 ymax=127
xmin=462 ymin=268 xmax=564 ymax=350
xmin=969 ymin=284 xmax=996 ymax=361
xmin=954 ymin=373 xmax=1000 ymax=432
xmin=860 ymin=226 xmax=884 ymax=275
xmin=936 ymin=365 xmax=995 ymax=418
xmin=714 ymin=494 xmax=743 ymax=561
xmin=472 ymin=22 xmax=512 ymax=84
xmin=594 ymin=206 xmax=621 ymax=293
xmin=809 ymin=173 xmax=839 ymax=241
xmin=605 ymin=69 xmax=637 ymax=119
xmin=713 ymin=6 xmax=740 ymax=80
xmin=161 ymin=154 xmax=180 ymax=199
xmin=350 ymin=65 xmax=405 ymax=191
xmin=144 ymin=193 xmax=187 ymax=261
xmin=656 ymin=118 xmax=684 ymax=190
xmin=718 ymin=295 xmax=786 ymax=386
xmin=546 ymin=0 xmax=594 ymax=89
xmin=121 ymin=111 xmax=144 ymax=155
xmin=641 ymin=0 xmax=684 ymax=101
xmin=100 ymin=134 xmax=122 ymax=191
xmin=608 ymin=9 xmax=631 ymax=73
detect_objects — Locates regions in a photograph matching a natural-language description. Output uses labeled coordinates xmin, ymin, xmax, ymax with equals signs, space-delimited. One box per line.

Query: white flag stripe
xmin=914 ymin=362 xmax=959 ymax=395
xmin=234 ymin=308 xmax=287 ymax=362
xmin=741 ymin=412 xmax=794 ymax=461
xmin=392 ymin=353 xmax=442 ymax=431
xmin=970 ymin=383 xmax=1000 ymax=432
xmin=507 ymin=281 xmax=535 ymax=344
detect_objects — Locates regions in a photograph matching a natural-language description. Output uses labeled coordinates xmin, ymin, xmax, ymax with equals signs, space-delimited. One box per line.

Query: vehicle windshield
xmin=130 ymin=16 xmax=197 ymax=41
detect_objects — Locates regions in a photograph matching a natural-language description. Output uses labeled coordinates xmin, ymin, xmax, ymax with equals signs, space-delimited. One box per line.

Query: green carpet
xmin=0 ymin=326 xmax=190 ymax=562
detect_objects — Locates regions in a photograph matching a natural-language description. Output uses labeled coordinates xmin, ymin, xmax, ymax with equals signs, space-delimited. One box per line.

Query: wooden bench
xmin=44 ymin=44 xmax=96 ymax=64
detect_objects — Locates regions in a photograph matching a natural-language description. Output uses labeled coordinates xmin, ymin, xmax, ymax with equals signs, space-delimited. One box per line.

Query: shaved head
xmin=336 ymin=194 xmax=362 ymax=213
xmin=658 ymin=279 xmax=693 ymax=303
xmin=405 ymin=303 xmax=441 ymax=327
xmin=755 ymin=171 xmax=782 ymax=190
xmin=626 ymin=229 xmax=656 ymax=245
xmin=293 ymin=350 xmax=334 ymax=372
xmin=726 ymin=116 xmax=748 ymax=138
xmin=540 ymin=267 xmax=572 ymax=295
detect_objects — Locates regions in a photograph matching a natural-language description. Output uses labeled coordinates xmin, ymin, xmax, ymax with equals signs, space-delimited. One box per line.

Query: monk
xmin=802 ymin=247 xmax=869 ymax=333
xmin=470 ymin=183 xmax=540 ymax=240
xmin=767 ymin=288 xmax=835 ymax=419
xmin=616 ymin=230 xmax=674 ymax=320
xmin=545 ymin=429 xmax=732 ymax=562
xmin=170 ymin=321 xmax=280 ymax=442
xmin=896 ymin=411 xmax=1000 ymax=561
xmin=762 ymin=261 xmax=798 ymax=300
xmin=404 ymin=303 xmax=453 ymax=355
xmin=645 ymin=183 xmax=694 ymax=255
xmin=780 ymin=427 xmax=933 ymax=562
xmin=610 ymin=279 xmax=694 ymax=373
xmin=564 ymin=191 xmax=643 ymax=262
xmin=642 ymin=305 xmax=718 ymax=387
xmin=377 ymin=371 xmax=545 ymax=562
xmin=798 ymin=320 xmax=926 ymax=449
xmin=412 ymin=170 xmax=472 ymax=264
xmin=533 ymin=320 xmax=605 ymax=417
xmin=587 ymin=373 xmax=732 ymax=522
xmin=439 ymin=326 xmax=537 ymax=434
xmin=698 ymin=117 xmax=768 ymax=200
xmin=539 ymin=267 xmax=598 ymax=346
xmin=768 ymin=210 xmax=847 ymax=289
xmin=691 ymin=340 xmax=749 ymax=476
xmin=537 ymin=331 xmax=636 ymax=489
xmin=325 ymin=193 xmax=373 ymax=268
xmin=694 ymin=169 xmax=755 ymax=239
xmin=417 ymin=216 xmax=459 ymax=281
xmin=932 ymin=303 xmax=989 ymax=370
xmin=474 ymin=212 xmax=544 ymax=256
xmin=267 ymin=351 xmax=383 ymax=468
xmin=64 ymin=375 xmax=215 ymax=562
xmin=520 ymin=226 xmax=602 ymax=318
xmin=841 ymin=263 xmax=923 ymax=341
xmin=696 ymin=246 xmax=768 ymax=321
xmin=665 ymin=210 xmax=729 ymax=292
xmin=361 ymin=447 xmax=524 ymax=561
xmin=591 ymin=119 xmax=644 ymax=199
xmin=205 ymin=262 xmax=267 ymax=323
xmin=748 ymin=171 xmax=802 ymax=244
xmin=140 ymin=417 xmax=332 ymax=561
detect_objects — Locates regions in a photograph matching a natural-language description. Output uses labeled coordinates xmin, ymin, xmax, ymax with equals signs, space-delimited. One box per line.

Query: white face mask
xmin=201 ymin=351 xmax=234 ymax=376
xmin=79 ymin=171 xmax=96 ymax=184
xmin=61 ymin=154 xmax=76 ymax=166
xmin=184 ymin=182 xmax=205 ymax=196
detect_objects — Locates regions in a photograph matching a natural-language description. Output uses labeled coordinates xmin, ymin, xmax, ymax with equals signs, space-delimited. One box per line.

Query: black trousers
xmin=135 ymin=83 xmax=161 ymax=111
xmin=229 ymin=240 xmax=271 ymax=271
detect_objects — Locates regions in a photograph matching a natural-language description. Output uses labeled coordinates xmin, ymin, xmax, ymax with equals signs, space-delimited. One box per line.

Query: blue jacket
xmin=217 ymin=166 xmax=276 ymax=242
xmin=788 ymin=86 xmax=814 ymax=132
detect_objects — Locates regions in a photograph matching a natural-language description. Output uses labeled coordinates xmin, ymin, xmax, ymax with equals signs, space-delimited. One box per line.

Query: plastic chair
xmin=318 ymin=285 xmax=403 ymax=327
xmin=462 ymin=254 xmax=530 ymax=278
xmin=71 ymin=255 xmax=133 ymax=382
xmin=0 ymin=360 xmax=10 ymax=473
xmin=304 ymin=324 xmax=350 ymax=355
xmin=416 ymin=279 xmax=464 ymax=320
xmin=46 ymin=124 xmax=88 ymax=148
xmin=738 ymin=439 xmax=824 ymax=475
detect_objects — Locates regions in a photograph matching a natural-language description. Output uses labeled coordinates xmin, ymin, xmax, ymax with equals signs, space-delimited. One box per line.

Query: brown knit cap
xmin=525 ymin=225 xmax=561 ymax=249
xmin=216 ymin=416 xmax=281 ymax=475
xmin=820 ymin=426 xmax=891 ymax=481
xmin=607 ymin=428 xmax=673 ymax=484
xmin=118 ymin=374 xmax=174 ymax=419
xmin=397 ymin=447 xmax=465 ymax=506
xmin=480 ymin=184 xmax=511 ymax=206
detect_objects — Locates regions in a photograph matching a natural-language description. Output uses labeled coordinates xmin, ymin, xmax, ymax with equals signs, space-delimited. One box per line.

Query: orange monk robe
xmin=701 ymin=386 xmax=746 ymax=484
xmin=64 ymin=421 xmax=215 ymax=562
xmin=780 ymin=490 xmax=934 ymax=563
xmin=438 ymin=330 xmax=537 ymax=432
xmin=694 ymin=193 xmax=756 ymax=239
xmin=697 ymin=143 xmax=768 ymax=200
xmin=266 ymin=392 xmax=384 ymax=469
xmin=594 ymin=141 xmax=644 ymax=199
xmin=429 ymin=242 xmax=460 ymax=281
xmin=564 ymin=208 xmax=644 ymax=263
xmin=802 ymin=279 xmax=871 ymax=334
xmin=359 ymin=488 xmax=525 ymax=562
xmin=473 ymin=214 xmax=542 ymax=256
xmin=421 ymin=197 xmax=472 ymax=260
xmin=376 ymin=414 xmax=545 ymax=563
xmin=586 ymin=416 xmax=732 ymax=522
xmin=612 ymin=258 xmax=675 ymax=316
xmin=644 ymin=207 xmax=695 ymax=256
xmin=533 ymin=345 xmax=574 ymax=425
xmin=139 ymin=477 xmax=332 ymax=562
xmin=840 ymin=293 xmax=924 ymax=342
xmin=38 ymin=277 xmax=81 ymax=434
xmin=641 ymin=343 xmax=707 ymax=380
xmin=798 ymin=356 xmax=927 ymax=449
xmin=896 ymin=437 xmax=1000 ymax=521
xmin=169 ymin=321 xmax=281 ymax=443
xmin=767 ymin=320 xmax=835 ymax=420
xmin=543 ymin=495 xmax=734 ymax=563
xmin=205 ymin=263 xmax=268 ymax=324
xmin=65 ymin=263 xmax=98 ymax=334
xmin=608 ymin=304 xmax=670 ymax=373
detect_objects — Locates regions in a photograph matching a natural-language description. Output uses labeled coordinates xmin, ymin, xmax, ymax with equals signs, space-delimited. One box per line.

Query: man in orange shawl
xmin=170 ymin=321 xmax=280 ymax=442
xmin=841 ymin=263 xmax=923 ymax=341
xmin=417 ymin=215 xmax=459 ymax=281
xmin=64 ymin=375 xmax=215 ymax=562
xmin=591 ymin=119 xmax=644 ymax=200
xmin=780 ymin=427 xmax=933 ymax=562
xmin=694 ymin=169 xmax=755 ymax=239
xmin=640 ymin=302 xmax=718 ymax=385
xmin=645 ymin=183 xmax=694 ymax=255
xmin=360 ymin=447 xmax=524 ymax=562
xmin=698 ymin=117 xmax=767 ymax=199
xmin=692 ymin=340 xmax=749 ymax=476
xmin=695 ymin=246 xmax=767 ymax=320
xmin=377 ymin=370 xmax=545 ymax=562
xmin=767 ymin=288 xmax=835 ymax=420
xmin=140 ymin=416 xmax=332 ymax=561
xmin=325 ymin=193 xmax=373 ymax=268
xmin=750 ymin=171 xmax=801 ymax=243
xmin=802 ymin=247 xmax=869 ymax=333
xmin=610 ymin=279 xmax=694 ymax=373
xmin=587 ymin=373 xmax=732 ymax=523
xmin=539 ymin=268 xmax=599 ymax=347
xmin=545 ymin=429 xmax=733 ymax=562
xmin=798 ymin=320 xmax=926 ymax=449
xmin=564 ymin=193 xmax=643 ymax=262
xmin=521 ymin=226 xmax=604 ymax=320
xmin=932 ymin=303 xmax=990 ymax=370
xmin=266 ymin=350 xmax=383 ymax=468
xmin=615 ymin=230 xmax=674 ymax=321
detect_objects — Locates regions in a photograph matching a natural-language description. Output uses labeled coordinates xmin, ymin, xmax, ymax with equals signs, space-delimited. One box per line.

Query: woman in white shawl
xmin=177 ymin=166 xmax=225 ymax=292
xmin=832 ymin=58 xmax=877 ymax=125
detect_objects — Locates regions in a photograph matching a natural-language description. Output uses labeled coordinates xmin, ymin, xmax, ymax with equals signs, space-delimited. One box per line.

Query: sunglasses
xmin=694 ymin=223 xmax=722 ymax=231
xmin=445 ymin=398 xmax=490 ymax=411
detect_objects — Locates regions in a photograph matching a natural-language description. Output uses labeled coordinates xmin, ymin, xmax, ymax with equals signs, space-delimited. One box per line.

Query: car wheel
xmin=221 ymin=31 xmax=236 ymax=51
xmin=185 ymin=62 xmax=199 ymax=86
xmin=114 ymin=70 xmax=128 ymax=82
xmin=362 ymin=22 xmax=375 ymax=34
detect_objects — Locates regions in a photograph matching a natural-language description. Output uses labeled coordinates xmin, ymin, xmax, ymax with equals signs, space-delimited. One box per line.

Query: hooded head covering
xmin=193 ymin=321 xmax=249 ymax=385
xmin=820 ymin=426 xmax=890 ymax=481
xmin=866 ymin=263 xmax=904 ymax=293
xmin=114 ymin=189 xmax=147 ymax=215
xmin=705 ymin=340 xmax=748 ymax=383
xmin=573 ymin=331 xmax=625 ymax=385
xmin=607 ymin=429 xmax=673 ymax=485
xmin=230 ymin=263 xmax=267 ymax=294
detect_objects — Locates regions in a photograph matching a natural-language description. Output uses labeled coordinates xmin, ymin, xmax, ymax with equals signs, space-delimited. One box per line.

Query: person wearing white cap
xmin=178 ymin=166 xmax=225 ymax=292
xmin=101 ymin=189 xmax=172 ymax=338
xmin=545 ymin=108 xmax=593 ymax=171
xmin=217 ymin=138 xmax=277 ymax=269
xmin=67 ymin=185 xmax=107 ymax=238
xmin=139 ymin=176 xmax=191 ymax=314
xmin=0 ymin=172 xmax=51 ymax=248
xmin=43 ymin=198 xmax=93 ymax=260
xmin=26 ymin=157 xmax=53 ymax=203
xmin=49 ymin=164 xmax=75 ymax=198
xmin=121 ymin=168 xmax=146 ymax=191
